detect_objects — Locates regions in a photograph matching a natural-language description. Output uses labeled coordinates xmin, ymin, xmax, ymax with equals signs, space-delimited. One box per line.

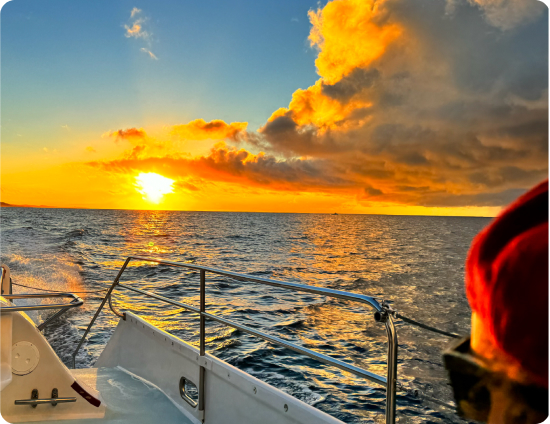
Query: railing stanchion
xmin=71 ymin=257 xmax=131 ymax=369
xmin=385 ymin=316 xmax=398 ymax=424
xmin=199 ymin=269 xmax=206 ymax=420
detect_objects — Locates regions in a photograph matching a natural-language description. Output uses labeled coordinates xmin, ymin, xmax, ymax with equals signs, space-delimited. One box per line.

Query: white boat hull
xmin=96 ymin=312 xmax=344 ymax=424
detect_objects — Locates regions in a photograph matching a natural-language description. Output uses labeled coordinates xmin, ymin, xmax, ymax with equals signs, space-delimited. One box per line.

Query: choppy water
xmin=0 ymin=208 xmax=491 ymax=423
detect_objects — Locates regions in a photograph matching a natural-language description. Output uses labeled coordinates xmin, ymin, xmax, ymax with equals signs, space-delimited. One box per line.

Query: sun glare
xmin=134 ymin=172 xmax=175 ymax=203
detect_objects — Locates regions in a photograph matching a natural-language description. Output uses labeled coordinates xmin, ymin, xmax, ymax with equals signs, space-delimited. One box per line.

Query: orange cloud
xmin=264 ymin=0 xmax=400 ymax=131
xmin=88 ymin=143 xmax=354 ymax=193
xmin=308 ymin=0 xmax=401 ymax=84
xmin=170 ymin=119 xmax=248 ymax=141
xmin=265 ymin=80 xmax=368 ymax=130
xmin=103 ymin=127 xmax=177 ymax=160
xmin=124 ymin=8 xmax=149 ymax=40
xmin=103 ymin=128 xmax=147 ymax=142
xmin=86 ymin=139 xmax=547 ymax=209
xmin=125 ymin=22 xmax=143 ymax=38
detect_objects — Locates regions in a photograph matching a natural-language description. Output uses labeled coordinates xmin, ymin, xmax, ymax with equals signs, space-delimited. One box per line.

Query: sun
xmin=134 ymin=172 xmax=175 ymax=203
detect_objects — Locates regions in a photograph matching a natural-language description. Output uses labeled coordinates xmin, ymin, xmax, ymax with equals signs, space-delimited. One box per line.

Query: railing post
xmin=71 ymin=257 xmax=131 ymax=369
xmin=384 ymin=316 xmax=398 ymax=424
xmin=199 ymin=269 xmax=206 ymax=421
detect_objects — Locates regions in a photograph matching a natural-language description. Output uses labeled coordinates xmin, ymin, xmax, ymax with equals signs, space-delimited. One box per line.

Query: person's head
xmin=444 ymin=180 xmax=549 ymax=423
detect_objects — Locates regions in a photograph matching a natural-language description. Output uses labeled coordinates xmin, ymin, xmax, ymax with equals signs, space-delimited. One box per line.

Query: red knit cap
xmin=466 ymin=180 xmax=548 ymax=387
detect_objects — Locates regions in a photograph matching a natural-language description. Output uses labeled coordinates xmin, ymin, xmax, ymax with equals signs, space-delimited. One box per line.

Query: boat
xmin=0 ymin=256 xmax=451 ymax=424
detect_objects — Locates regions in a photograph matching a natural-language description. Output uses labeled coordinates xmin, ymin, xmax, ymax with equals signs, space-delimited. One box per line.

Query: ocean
xmin=0 ymin=208 xmax=490 ymax=423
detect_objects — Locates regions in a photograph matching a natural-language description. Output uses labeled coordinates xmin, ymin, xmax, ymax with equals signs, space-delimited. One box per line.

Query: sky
xmin=1 ymin=0 xmax=548 ymax=215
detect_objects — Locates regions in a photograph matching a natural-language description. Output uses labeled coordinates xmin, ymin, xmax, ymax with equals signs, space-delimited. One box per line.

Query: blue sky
xmin=2 ymin=0 xmax=321 ymax=142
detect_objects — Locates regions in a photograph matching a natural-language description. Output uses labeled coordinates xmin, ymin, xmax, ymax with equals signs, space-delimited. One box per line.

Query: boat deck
xmin=22 ymin=367 xmax=194 ymax=424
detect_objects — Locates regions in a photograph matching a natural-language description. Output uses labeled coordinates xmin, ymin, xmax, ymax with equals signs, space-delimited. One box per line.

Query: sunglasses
xmin=442 ymin=337 xmax=548 ymax=422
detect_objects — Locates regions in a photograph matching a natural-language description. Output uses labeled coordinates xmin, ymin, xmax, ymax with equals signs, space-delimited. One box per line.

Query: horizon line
xmin=0 ymin=202 xmax=497 ymax=218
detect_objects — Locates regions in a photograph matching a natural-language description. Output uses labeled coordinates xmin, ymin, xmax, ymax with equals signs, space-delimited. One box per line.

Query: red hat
xmin=466 ymin=180 xmax=548 ymax=387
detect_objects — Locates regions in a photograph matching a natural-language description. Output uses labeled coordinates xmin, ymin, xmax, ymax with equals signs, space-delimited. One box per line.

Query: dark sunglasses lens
xmin=446 ymin=363 xmax=490 ymax=421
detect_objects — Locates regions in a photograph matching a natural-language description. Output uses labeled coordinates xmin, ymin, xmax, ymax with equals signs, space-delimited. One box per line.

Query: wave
xmin=273 ymin=318 xmax=306 ymax=329
xmin=66 ymin=229 xmax=90 ymax=238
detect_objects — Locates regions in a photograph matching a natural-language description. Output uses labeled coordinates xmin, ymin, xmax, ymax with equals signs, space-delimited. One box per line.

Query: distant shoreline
xmin=1 ymin=202 xmax=56 ymax=208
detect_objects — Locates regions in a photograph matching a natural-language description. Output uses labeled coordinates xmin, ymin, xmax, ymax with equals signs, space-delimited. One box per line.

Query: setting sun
xmin=134 ymin=172 xmax=175 ymax=203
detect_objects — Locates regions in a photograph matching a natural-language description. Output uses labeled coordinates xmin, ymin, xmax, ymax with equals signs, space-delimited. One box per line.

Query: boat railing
xmin=1 ymin=293 xmax=84 ymax=331
xmin=72 ymin=256 xmax=398 ymax=424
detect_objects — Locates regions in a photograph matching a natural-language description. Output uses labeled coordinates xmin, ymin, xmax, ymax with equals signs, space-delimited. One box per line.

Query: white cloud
xmin=130 ymin=7 xmax=141 ymax=18
xmin=124 ymin=7 xmax=157 ymax=60
xmin=140 ymin=48 xmax=158 ymax=60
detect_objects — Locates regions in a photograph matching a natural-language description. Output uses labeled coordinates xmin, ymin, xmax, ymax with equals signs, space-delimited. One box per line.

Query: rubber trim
xmin=71 ymin=381 xmax=101 ymax=407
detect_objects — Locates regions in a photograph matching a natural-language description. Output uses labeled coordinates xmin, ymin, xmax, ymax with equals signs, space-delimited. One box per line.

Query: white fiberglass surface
xmin=20 ymin=367 xmax=193 ymax=424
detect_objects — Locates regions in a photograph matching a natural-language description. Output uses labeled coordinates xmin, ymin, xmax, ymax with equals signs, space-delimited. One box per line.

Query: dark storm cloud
xmin=322 ymin=68 xmax=381 ymax=102
xmin=250 ymin=0 xmax=548 ymax=207
xmin=420 ymin=187 xmax=529 ymax=207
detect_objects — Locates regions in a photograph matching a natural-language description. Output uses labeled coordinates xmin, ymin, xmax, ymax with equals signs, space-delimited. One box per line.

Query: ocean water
xmin=0 ymin=208 xmax=491 ymax=423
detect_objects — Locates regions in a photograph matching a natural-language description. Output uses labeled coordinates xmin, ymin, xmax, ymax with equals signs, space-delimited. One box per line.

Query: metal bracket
xmin=374 ymin=301 xmax=396 ymax=323
xmin=198 ymin=356 xmax=212 ymax=369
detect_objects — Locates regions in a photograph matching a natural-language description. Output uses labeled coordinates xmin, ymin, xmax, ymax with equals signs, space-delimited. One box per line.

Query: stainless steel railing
xmin=1 ymin=293 xmax=84 ymax=331
xmin=1 ymin=265 xmax=13 ymax=295
xmin=72 ymin=256 xmax=398 ymax=424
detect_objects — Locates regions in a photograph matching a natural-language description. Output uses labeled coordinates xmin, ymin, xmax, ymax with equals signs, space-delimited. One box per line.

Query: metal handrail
xmin=1 ymin=293 xmax=83 ymax=312
xmin=72 ymin=256 xmax=398 ymax=424
xmin=1 ymin=293 xmax=84 ymax=331
xmin=118 ymin=282 xmax=387 ymax=386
